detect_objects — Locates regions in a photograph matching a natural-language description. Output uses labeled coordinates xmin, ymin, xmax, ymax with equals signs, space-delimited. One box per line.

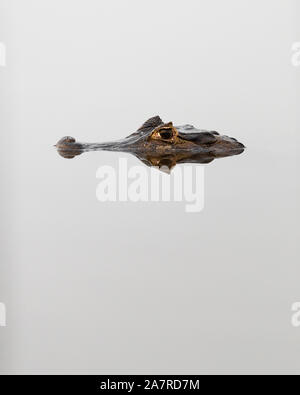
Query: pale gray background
xmin=0 ymin=0 xmax=299 ymax=374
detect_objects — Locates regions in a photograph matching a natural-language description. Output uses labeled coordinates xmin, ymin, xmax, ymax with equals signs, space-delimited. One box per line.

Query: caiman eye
xmin=150 ymin=123 xmax=178 ymax=143
xmin=159 ymin=129 xmax=173 ymax=140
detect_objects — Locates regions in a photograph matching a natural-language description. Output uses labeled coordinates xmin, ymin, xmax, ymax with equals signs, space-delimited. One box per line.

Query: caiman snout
xmin=55 ymin=136 xmax=83 ymax=159
xmin=55 ymin=136 xmax=77 ymax=147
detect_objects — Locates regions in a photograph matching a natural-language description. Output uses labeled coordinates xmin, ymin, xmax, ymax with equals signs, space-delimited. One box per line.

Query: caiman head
xmin=55 ymin=116 xmax=245 ymax=171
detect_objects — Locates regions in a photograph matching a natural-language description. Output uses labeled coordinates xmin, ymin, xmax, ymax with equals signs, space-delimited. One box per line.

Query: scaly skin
xmin=55 ymin=116 xmax=245 ymax=170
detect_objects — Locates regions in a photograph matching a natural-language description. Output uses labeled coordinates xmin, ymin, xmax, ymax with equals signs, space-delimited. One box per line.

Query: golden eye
xmin=159 ymin=129 xmax=173 ymax=139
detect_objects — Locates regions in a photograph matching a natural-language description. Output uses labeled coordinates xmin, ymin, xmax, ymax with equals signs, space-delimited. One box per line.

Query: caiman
xmin=55 ymin=116 xmax=245 ymax=171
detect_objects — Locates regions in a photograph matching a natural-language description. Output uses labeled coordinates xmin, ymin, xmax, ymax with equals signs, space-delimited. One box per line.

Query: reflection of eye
xmin=159 ymin=130 xmax=173 ymax=139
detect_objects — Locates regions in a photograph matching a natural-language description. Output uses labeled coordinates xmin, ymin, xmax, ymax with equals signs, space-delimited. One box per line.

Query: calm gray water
xmin=0 ymin=0 xmax=299 ymax=374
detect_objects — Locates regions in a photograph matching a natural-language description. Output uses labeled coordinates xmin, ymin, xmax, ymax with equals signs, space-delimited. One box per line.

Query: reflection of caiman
xmin=55 ymin=116 xmax=245 ymax=171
